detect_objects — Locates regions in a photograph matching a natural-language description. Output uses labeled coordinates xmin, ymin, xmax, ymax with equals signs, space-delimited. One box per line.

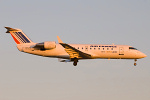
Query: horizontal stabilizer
xmin=5 ymin=27 xmax=19 ymax=33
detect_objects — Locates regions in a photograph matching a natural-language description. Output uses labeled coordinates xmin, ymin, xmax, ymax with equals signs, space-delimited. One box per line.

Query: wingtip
xmin=57 ymin=36 xmax=63 ymax=43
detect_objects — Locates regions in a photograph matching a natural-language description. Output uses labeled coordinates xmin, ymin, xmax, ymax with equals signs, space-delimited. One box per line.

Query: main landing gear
xmin=72 ymin=58 xmax=78 ymax=66
xmin=134 ymin=59 xmax=137 ymax=66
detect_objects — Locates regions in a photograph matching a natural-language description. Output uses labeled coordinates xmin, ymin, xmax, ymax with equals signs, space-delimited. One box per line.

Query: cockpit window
xmin=129 ymin=47 xmax=137 ymax=50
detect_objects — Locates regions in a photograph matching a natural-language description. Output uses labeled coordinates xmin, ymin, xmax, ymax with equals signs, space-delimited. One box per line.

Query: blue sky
xmin=0 ymin=0 xmax=150 ymax=100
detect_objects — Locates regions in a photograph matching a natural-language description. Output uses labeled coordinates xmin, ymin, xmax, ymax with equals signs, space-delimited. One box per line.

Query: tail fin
xmin=5 ymin=27 xmax=33 ymax=44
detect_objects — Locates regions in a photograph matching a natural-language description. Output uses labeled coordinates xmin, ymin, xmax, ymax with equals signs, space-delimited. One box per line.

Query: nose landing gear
xmin=134 ymin=59 xmax=137 ymax=66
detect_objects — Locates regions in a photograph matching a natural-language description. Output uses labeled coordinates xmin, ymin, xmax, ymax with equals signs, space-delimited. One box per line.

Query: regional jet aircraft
xmin=5 ymin=27 xmax=147 ymax=66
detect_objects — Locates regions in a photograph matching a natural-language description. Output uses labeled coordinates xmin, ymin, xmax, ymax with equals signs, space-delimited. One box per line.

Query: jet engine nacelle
xmin=33 ymin=41 xmax=56 ymax=50
xmin=44 ymin=41 xmax=56 ymax=50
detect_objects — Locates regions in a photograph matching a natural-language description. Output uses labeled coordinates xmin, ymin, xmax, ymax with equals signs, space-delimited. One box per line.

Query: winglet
xmin=57 ymin=36 xmax=63 ymax=43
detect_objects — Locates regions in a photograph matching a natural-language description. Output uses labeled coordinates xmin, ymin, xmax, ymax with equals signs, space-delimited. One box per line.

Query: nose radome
xmin=141 ymin=52 xmax=147 ymax=58
xmin=143 ymin=53 xmax=147 ymax=58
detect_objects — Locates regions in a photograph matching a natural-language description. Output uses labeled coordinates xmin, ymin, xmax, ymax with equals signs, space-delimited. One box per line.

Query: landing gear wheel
xmin=134 ymin=63 xmax=137 ymax=66
xmin=73 ymin=62 xmax=77 ymax=66
xmin=73 ymin=58 xmax=78 ymax=66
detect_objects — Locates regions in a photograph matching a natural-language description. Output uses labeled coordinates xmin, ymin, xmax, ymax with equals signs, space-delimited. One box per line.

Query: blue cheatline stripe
xmin=15 ymin=32 xmax=26 ymax=43
xmin=16 ymin=32 xmax=30 ymax=43
xmin=14 ymin=32 xmax=25 ymax=43
xmin=16 ymin=32 xmax=28 ymax=43
xmin=18 ymin=32 xmax=31 ymax=43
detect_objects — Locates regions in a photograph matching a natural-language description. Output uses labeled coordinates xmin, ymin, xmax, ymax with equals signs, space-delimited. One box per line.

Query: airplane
xmin=5 ymin=27 xmax=147 ymax=66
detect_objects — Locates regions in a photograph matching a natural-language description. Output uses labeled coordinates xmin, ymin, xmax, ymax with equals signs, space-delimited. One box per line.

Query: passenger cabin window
xmin=129 ymin=47 xmax=137 ymax=50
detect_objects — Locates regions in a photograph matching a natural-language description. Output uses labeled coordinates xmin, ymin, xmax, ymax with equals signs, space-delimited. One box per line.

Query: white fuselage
xmin=5 ymin=27 xmax=147 ymax=66
xmin=17 ymin=43 xmax=146 ymax=60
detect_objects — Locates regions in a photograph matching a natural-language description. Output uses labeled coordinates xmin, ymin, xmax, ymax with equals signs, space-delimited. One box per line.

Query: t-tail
xmin=5 ymin=27 xmax=33 ymax=44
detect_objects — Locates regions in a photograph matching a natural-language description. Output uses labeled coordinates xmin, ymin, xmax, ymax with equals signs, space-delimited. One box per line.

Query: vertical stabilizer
xmin=5 ymin=27 xmax=33 ymax=44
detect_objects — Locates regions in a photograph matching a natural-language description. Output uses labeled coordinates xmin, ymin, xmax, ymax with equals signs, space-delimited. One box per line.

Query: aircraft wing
xmin=59 ymin=43 xmax=92 ymax=59
xmin=57 ymin=36 xmax=92 ymax=59
xmin=59 ymin=42 xmax=92 ymax=59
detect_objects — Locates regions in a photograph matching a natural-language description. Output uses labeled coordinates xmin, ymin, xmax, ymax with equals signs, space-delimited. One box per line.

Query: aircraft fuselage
xmin=17 ymin=43 xmax=146 ymax=59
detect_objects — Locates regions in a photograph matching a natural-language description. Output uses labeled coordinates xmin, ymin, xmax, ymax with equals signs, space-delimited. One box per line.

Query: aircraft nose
xmin=143 ymin=53 xmax=147 ymax=58
xmin=140 ymin=52 xmax=147 ymax=58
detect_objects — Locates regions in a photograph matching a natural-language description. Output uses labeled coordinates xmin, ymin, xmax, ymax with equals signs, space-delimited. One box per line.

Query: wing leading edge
xmin=57 ymin=36 xmax=92 ymax=59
